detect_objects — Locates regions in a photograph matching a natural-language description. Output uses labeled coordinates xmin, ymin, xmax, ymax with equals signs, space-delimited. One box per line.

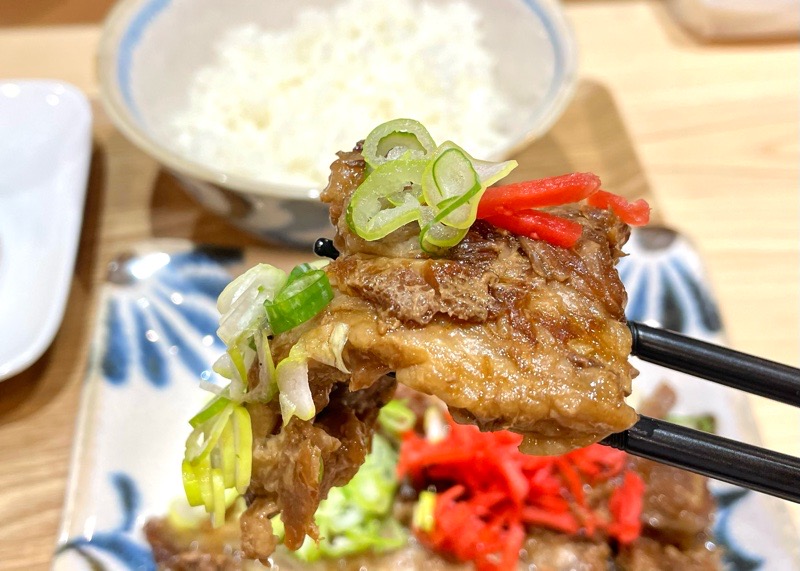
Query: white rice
xmin=171 ymin=0 xmax=512 ymax=188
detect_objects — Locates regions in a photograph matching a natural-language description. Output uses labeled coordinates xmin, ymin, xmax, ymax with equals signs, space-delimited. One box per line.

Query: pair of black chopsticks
xmin=603 ymin=321 xmax=800 ymax=504
xmin=313 ymin=238 xmax=800 ymax=504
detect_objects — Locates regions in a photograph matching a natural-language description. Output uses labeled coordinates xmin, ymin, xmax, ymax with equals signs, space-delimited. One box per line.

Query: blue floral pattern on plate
xmin=57 ymin=473 xmax=154 ymax=571
xmin=99 ymin=247 xmax=235 ymax=387
xmin=53 ymin=235 xmax=799 ymax=570
xmin=54 ymin=241 xmax=241 ymax=571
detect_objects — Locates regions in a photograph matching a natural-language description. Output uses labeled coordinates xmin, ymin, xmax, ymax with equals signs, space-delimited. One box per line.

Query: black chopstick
xmin=623 ymin=322 xmax=800 ymax=501
xmin=627 ymin=321 xmax=800 ymax=407
xmin=601 ymin=416 xmax=800 ymax=503
xmin=315 ymin=238 xmax=340 ymax=260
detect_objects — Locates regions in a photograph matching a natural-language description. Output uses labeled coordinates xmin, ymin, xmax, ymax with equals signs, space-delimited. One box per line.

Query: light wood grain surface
xmin=0 ymin=1 xmax=797 ymax=568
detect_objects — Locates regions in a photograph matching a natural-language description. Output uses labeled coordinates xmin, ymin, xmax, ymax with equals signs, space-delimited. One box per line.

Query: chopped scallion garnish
xmin=345 ymin=156 xmax=427 ymax=241
xmin=189 ymin=395 xmax=231 ymax=428
xmin=181 ymin=459 xmax=203 ymax=507
xmin=290 ymin=434 xmax=406 ymax=561
xmin=265 ymin=269 xmax=334 ymax=334
xmin=183 ymin=257 xmax=342 ymax=527
xmin=413 ymin=490 xmax=437 ymax=532
xmin=423 ymin=406 xmax=448 ymax=442
xmin=275 ymin=346 xmax=315 ymax=424
xmin=286 ymin=259 xmax=330 ymax=283
xmin=666 ymin=413 xmax=716 ymax=434
xmin=421 ymin=143 xmax=482 ymax=229
xmin=378 ymin=399 xmax=416 ymax=438
xmin=362 ymin=118 xmax=436 ymax=169
xmin=182 ymin=402 xmax=252 ymax=527
xmin=347 ymin=119 xmax=517 ymax=251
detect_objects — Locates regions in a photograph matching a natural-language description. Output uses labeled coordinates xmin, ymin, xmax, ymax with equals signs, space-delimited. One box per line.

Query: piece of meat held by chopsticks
xmin=323 ymin=213 xmax=638 ymax=455
xmin=322 ymin=126 xmax=645 ymax=456
xmin=178 ymin=119 xmax=650 ymax=562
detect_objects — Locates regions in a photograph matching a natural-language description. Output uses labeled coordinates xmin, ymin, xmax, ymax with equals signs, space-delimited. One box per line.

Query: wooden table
xmin=0 ymin=1 xmax=797 ymax=568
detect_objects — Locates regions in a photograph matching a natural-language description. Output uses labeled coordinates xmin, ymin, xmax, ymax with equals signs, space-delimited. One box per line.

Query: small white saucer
xmin=0 ymin=80 xmax=92 ymax=380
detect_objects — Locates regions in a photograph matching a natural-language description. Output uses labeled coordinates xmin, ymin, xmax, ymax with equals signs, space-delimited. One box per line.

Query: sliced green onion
xmin=232 ymin=406 xmax=253 ymax=494
xmin=418 ymin=206 xmax=469 ymax=253
xmin=185 ymin=404 xmax=234 ymax=462
xmin=249 ymin=329 xmax=277 ymax=403
xmin=348 ymin=435 xmax=397 ymax=514
xmin=217 ymin=263 xmax=288 ymax=314
xmin=287 ymin=259 xmax=330 ymax=283
xmin=422 ymin=142 xmax=517 ymax=231
xmin=276 ymin=348 xmax=315 ymax=424
xmin=300 ymin=322 xmax=350 ymax=374
xmin=183 ymin=402 xmax=253 ymax=528
xmin=225 ymin=339 xmax=256 ymax=401
xmin=423 ymin=406 xmax=448 ymax=442
xmin=265 ymin=270 xmax=334 ymax=334
xmin=345 ymin=157 xmax=427 ymax=241
xmin=350 ymin=125 xmax=516 ymax=248
xmin=413 ymin=491 xmax=436 ymax=532
xmin=418 ymin=142 xmax=516 ymax=251
xmin=210 ymin=468 xmax=226 ymax=526
xmin=387 ymin=184 xmax=422 ymax=206
xmin=219 ymin=421 xmax=236 ymax=487
xmin=291 ymin=434 xmax=406 ymax=561
xmin=420 ymin=223 xmax=469 ymax=252
xmin=217 ymin=285 xmax=265 ymax=345
xmin=326 ymin=322 xmax=350 ymax=373
xmin=301 ymin=519 xmax=406 ymax=560
xmin=471 ymin=155 xmax=519 ymax=188
xmin=666 ymin=413 xmax=716 ymax=434
xmin=217 ymin=264 xmax=288 ymax=345
xmin=181 ymin=459 xmax=203 ymax=507
xmin=378 ymin=399 xmax=416 ymax=437
xmin=195 ymin=455 xmax=214 ymax=511
xmin=270 ymin=514 xmax=286 ymax=541
xmin=227 ymin=343 xmax=248 ymax=385
xmin=421 ymin=144 xmax=481 ymax=229
xmin=348 ymin=122 xmax=517 ymax=249
xmin=189 ymin=395 xmax=231 ymax=428
xmin=223 ymin=489 xmax=241 ymax=511
xmin=362 ymin=118 xmax=436 ymax=169
xmin=211 ymin=352 xmax=235 ymax=380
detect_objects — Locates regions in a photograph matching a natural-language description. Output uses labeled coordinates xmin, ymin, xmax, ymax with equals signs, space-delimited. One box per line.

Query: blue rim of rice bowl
xmin=117 ymin=0 xmax=171 ymax=118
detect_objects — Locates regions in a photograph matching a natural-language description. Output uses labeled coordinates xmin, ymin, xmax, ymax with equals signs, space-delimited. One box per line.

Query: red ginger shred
xmin=398 ymin=417 xmax=647 ymax=571
xmin=607 ymin=471 xmax=646 ymax=544
xmin=476 ymin=172 xmax=651 ymax=249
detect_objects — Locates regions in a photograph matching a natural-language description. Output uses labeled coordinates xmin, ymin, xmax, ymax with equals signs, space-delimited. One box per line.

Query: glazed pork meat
xmin=321 ymin=146 xmax=639 ymax=455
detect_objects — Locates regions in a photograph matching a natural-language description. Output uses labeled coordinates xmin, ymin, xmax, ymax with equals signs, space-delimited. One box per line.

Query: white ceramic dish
xmin=97 ymin=0 xmax=577 ymax=245
xmin=0 ymin=80 xmax=92 ymax=381
xmin=53 ymin=231 xmax=799 ymax=570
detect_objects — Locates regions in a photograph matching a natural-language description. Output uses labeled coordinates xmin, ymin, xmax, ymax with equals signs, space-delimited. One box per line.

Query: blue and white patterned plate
xmin=53 ymin=232 xmax=799 ymax=570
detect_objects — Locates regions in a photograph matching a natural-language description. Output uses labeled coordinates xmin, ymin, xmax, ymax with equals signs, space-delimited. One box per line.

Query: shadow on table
xmin=506 ymin=79 xmax=656 ymax=220
xmin=150 ymin=170 xmax=268 ymax=249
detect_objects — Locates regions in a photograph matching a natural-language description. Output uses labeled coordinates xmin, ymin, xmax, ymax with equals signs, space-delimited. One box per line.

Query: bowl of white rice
xmin=98 ymin=0 xmax=577 ymax=246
